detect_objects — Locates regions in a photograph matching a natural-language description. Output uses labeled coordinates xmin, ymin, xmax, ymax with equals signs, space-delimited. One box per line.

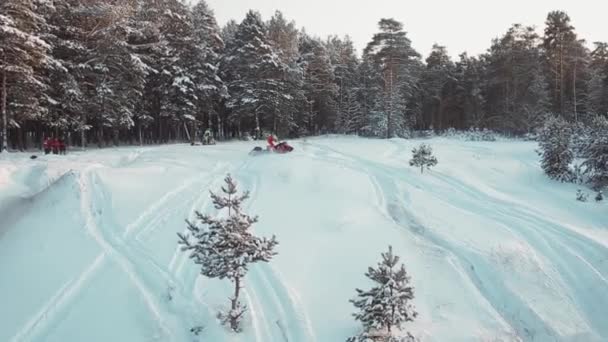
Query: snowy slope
xmin=0 ymin=137 xmax=606 ymax=342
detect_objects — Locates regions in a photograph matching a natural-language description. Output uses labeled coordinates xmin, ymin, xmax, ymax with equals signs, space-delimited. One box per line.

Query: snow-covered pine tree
xmin=327 ymin=35 xmax=360 ymax=132
xmin=191 ymin=0 xmax=227 ymax=137
xmin=300 ymin=34 xmax=339 ymax=134
xmin=348 ymin=246 xmax=417 ymax=342
xmin=156 ymin=0 xmax=199 ymax=134
xmin=178 ymin=174 xmax=278 ymax=332
xmin=582 ymin=116 xmax=608 ymax=190
xmin=595 ymin=191 xmax=603 ymax=202
xmin=267 ymin=11 xmax=306 ymax=136
xmin=363 ymin=19 xmax=421 ymax=138
xmin=537 ymin=116 xmax=575 ymax=182
xmin=0 ymin=0 xmax=51 ymax=151
xmin=39 ymin=0 xmax=86 ymax=144
xmin=586 ymin=42 xmax=608 ymax=116
xmin=576 ymin=189 xmax=588 ymax=202
xmin=221 ymin=10 xmax=283 ymax=135
xmin=483 ymin=24 xmax=550 ymax=134
xmin=337 ymin=87 xmax=364 ymax=134
xmin=409 ymin=143 xmax=438 ymax=173
xmin=420 ymin=44 xmax=456 ymax=132
xmin=453 ymin=53 xmax=486 ymax=130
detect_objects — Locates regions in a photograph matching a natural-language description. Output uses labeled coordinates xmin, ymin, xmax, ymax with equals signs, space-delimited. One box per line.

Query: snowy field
xmin=1 ymin=136 xmax=607 ymax=342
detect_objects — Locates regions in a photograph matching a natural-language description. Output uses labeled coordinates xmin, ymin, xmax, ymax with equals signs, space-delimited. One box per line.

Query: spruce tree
xmin=0 ymin=0 xmax=51 ymax=151
xmin=537 ymin=116 xmax=575 ymax=182
xmin=178 ymin=174 xmax=278 ymax=332
xmin=191 ymin=0 xmax=227 ymax=137
xmin=409 ymin=143 xmax=438 ymax=173
xmin=582 ymin=116 xmax=608 ymax=190
xmin=300 ymin=34 xmax=339 ymax=134
xmin=348 ymin=246 xmax=417 ymax=342
xmin=222 ymin=10 xmax=283 ymax=135
xmin=267 ymin=11 xmax=306 ymax=136
xmin=587 ymin=42 xmax=608 ymax=116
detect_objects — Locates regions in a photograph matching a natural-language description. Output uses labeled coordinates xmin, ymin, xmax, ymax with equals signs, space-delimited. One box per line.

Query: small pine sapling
xmin=409 ymin=143 xmax=438 ymax=174
xmin=178 ymin=174 xmax=278 ymax=332
xmin=576 ymin=189 xmax=588 ymax=202
xmin=596 ymin=191 xmax=603 ymax=202
xmin=348 ymin=246 xmax=417 ymax=342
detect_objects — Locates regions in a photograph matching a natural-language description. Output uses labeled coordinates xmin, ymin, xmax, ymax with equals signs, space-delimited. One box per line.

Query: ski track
xmin=169 ymin=158 xmax=316 ymax=342
xmin=12 ymin=158 xmax=231 ymax=341
xmin=8 ymin=140 xmax=607 ymax=341
xmin=9 ymin=254 xmax=106 ymax=342
xmin=236 ymin=161 xmax=317 ymax=342
xmin=306 ymin=140 xmax=608 ymax=341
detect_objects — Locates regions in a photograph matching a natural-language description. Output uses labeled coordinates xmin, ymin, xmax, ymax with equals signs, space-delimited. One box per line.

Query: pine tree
xmin=537 ymin=116 xmax=575 ymax=182
xmin=0 ymin=0 xmax=51 ymax=151
xmin=582 ymin=116 xmax=608 ymax=190
xmin=409 ymin=143 xmax=438 ymax=173
xmin=420 ymin=44 xmax=457 ymax=131
xmin=451 ymin=53 xmax=486 ymax=130
xmin=300 ymin=34 xmax=339 ymax=134
xmin=543 ymin=11 xmax=579 ymax=117
xmin=178 ymin=174 xmax=278 ymax=332
xmin=267 ymin=11 xmax=306 ymax=137
xmin=348 ymin=246 xmax=417 ymax=342
xmin=576 ymin=189 xmax=588 ymax=202
xmin=327 ymin=35 xmax=360 ymax=131
xmin=483 ymin=24 xmax=549 ymax=134
xmin=595 ymin=191 xmax=603 ymax=202
xmin=587 ymin=42 xmax=608 ymax=116
xmin=363 ymin=19 xmax=421 ymax=138
xmin=337 ymin=87 xmax=363 ymax=134
xmin=222 ymin=10 xmax=284 ymax=135
xmin=191 ymin=0 xmax=227 ymax=139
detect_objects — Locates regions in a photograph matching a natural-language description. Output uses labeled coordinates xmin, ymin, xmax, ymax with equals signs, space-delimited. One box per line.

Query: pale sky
xmin=203 ymin=0 xmax=606 ymax=59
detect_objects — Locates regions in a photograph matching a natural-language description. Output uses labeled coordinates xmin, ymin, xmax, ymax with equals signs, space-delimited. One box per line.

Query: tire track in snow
xmin=9 ymin=255 xmax=106 ymax=342
xmin=423 ymin=170 xmax=608 ymax=337
xmin=12 ymin=167 xmax=173 ymax=341
xmin=123 ymin=161 xmax=229 ymax=240
xmin=235 ymin=161 xmax=318 ymax=342
xmin=305 ymin=141 xmax=575 ymax=340
xmin=313 ymin=140 xmax=608 ymax=340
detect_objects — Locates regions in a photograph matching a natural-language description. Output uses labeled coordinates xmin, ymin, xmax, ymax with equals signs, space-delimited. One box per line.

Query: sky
xmin=203 ymin=0 xmax=606 ymax=59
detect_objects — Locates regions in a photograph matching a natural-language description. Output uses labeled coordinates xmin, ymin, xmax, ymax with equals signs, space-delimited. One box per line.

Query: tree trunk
xmin=81 ymin=125 xmax=86 ymax=151
xmin=1 ymin=68 xmax=7 ymax=152
xmin=559 ymin=37 xmax=564 ymax=116
xmin=138 ymin=122 xmax=143 ymax=146
xmin=113 ymin=128 xmax=119 ymax=147
xmin=573 ymin=58 xmax=578 ymax=122
xmin=230 ymin=276 xmax=242 ymax=331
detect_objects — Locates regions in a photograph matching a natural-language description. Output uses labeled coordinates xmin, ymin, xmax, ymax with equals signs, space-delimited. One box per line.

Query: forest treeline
xmin=1 ymin=0 xmax=607 ymax=150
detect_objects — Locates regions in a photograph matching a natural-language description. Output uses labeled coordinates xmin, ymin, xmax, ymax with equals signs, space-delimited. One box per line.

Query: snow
xmin=0 ymin=137 xmax=607 ymax=342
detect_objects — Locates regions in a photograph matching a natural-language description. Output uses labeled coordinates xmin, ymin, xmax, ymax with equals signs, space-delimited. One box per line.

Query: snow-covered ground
xmin=1 ymin=136 xmax=606 ymax=342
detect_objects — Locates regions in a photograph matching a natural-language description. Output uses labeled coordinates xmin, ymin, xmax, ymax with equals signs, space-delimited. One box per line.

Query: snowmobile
xmin=249 ymin=141 xmax=294 ymax=156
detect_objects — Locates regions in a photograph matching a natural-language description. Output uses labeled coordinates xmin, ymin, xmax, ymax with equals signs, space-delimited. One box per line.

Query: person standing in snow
xmin=43 ymin=137 xmax=51 ymax=154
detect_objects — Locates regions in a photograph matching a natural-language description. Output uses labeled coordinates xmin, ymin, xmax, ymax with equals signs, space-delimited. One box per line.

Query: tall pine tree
xmin=0 ymin=0 xmax=50 ymax=151
xmin=363 ymin=19 xmax=421 ymax=138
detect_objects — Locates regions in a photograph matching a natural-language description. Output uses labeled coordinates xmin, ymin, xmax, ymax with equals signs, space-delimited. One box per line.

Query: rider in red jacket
xmin=267 ymin=134 xmax=277 ymax=150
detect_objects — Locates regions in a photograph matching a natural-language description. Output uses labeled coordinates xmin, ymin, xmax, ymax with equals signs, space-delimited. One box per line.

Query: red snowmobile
xmin=249 ymin=135 xmax=294 ymax=155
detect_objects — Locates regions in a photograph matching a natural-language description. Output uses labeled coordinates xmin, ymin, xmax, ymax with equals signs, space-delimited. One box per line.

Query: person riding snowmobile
xmin=267 ymin=134 xmax=277 ymax=150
